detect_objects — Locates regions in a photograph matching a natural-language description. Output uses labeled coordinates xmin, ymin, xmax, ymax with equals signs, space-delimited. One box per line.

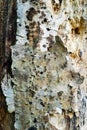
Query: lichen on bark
xmin=1 ymin=0 xmax=87 ymax=130
xmin=11 ymin=0 xmax=87 ymax=130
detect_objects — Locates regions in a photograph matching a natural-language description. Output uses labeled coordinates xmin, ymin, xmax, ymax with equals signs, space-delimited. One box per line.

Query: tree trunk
xmin=0 ymin=0 xmax=16 ymax=130
xmin=0 ymin=0 xmax=87 ymax=130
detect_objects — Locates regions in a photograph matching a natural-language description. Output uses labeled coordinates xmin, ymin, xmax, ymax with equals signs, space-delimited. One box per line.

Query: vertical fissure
xmin=0 ymin=0 xmax=17 ymax=130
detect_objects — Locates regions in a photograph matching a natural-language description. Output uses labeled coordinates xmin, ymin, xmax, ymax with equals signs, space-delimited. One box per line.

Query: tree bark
xmin=0 ymin=0 xmax=16 ymax=130
xmin=0 ymin=0 xmax=87 ymax=130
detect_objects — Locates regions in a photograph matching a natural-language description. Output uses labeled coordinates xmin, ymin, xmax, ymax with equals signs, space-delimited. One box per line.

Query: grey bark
xmin=0 ymin=0 xmax=87 ymax=130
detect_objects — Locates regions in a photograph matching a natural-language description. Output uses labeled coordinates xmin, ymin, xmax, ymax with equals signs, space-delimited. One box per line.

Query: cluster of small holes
xmin=28 ymin=21 xmax=40 ymax=48
xmin=72 ymin=28 xmax=80 ymax=35
xmin=30 ymin=0 xmax=40 ymax=8
xmin=26 ymin=7 xmax=37 ymax=21
xmin=42 ymin=18 xmax=48 ymax=24
xmin=15 ymin=1 xmax=73 ymax=129
xmin=34 ymin=65 xmax=46 ymax=75
xmin=51 ymin=0 xmax=60 ymax=13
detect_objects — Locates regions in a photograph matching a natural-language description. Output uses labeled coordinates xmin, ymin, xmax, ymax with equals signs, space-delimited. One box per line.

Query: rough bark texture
xmin=0 ymin=0 xmax=16 ymax=130
xmin=0 ymin=0 xmax=87 ymax=130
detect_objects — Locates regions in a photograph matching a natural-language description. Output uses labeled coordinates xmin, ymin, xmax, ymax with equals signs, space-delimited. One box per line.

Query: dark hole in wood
xmin=74 ymin=27 xmax=80 ymax=34
xmin=28 ymin=126 xmax=37 ymax=130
